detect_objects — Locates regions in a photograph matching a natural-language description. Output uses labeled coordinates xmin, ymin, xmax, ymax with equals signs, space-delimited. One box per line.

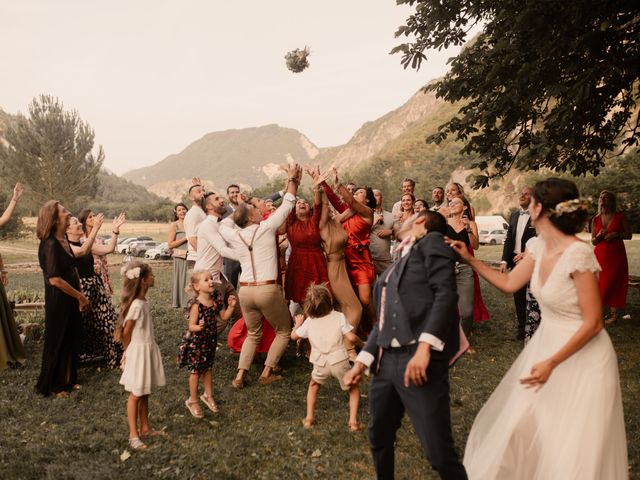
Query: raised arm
xmin=0 ymin=183 xmax=23 ymax=228
xmin=91 ymin=212 xmax=125 ymax=255
xmin=320 ymin=181 xmax=348 ymax=214
xmin=263 ymin=164 xmax=302 ymax=231
xmin=446 ymin=237 xmax=533 ymax=293
xmin=72 ymin=214 xmax=104 ymax=256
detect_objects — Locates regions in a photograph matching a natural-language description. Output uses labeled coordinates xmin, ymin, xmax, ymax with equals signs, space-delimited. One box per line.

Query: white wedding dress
xmin=464 ymin=238 xmax=628 ymax=479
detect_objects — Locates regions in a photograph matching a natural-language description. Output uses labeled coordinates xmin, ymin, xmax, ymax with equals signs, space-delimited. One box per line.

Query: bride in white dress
xmin=447 ymin=178 xmax=628 ymax=479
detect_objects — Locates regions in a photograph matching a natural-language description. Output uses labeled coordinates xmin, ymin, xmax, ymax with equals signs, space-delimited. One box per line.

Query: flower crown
xmin=120 ymin=266 xmax=141 ymax=280
xmin=550 ymin=198 xmax=591 ymax=217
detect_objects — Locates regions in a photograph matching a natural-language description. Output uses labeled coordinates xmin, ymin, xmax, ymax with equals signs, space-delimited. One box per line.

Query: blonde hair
xmin=114 ymin=261 xmax=152 ymax=342
xmin=36 ymin=200 xmax=61 ymax=240
xmin=186 ymin=270 xmax=210 ymax=296
xmin=302 ymin=283 xmax=334 ymax=318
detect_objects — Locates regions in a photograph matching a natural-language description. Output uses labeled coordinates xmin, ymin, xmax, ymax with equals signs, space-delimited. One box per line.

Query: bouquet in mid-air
xmin=285 ymin=47 xmax=310 ymax=73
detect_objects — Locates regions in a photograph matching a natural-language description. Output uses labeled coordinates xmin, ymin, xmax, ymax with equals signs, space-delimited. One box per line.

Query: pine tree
xmin=0 ymin=95 xmax=103 ymax=205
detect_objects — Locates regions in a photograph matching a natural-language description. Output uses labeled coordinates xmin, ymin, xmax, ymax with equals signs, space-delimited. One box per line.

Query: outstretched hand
xmin=92 ymin=213 xmax=105 ymax=231
xmin=113 ymin=212 xmax=126 ymax=231
xmin=12 ymin=183 xmax=23 ymax=202
xmin=445 ymin=237 xmax=472 ymax=262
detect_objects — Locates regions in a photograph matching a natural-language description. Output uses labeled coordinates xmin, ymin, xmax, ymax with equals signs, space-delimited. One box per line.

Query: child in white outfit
xmin=291 ymin=284 xmax=363 ymax=431
xmin=116 ymin=262 xmax=166 ymax=450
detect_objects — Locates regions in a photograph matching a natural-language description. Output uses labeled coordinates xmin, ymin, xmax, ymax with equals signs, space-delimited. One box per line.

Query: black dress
xmin=70 ymin=241 xmax=122 ymax=368
xmin=36 ymin=237 xmax=82 ymax=396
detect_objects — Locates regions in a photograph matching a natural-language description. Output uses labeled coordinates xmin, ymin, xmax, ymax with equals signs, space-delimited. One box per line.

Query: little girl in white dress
xmin=116 ymin=262 xmax=166 ymax=450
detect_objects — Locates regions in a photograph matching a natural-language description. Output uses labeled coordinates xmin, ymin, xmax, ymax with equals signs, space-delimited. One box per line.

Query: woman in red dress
xmin=284 ymin=191 xmax=329 ymax=305
xmin=320 ymin=168 xmax=376 ymax=326
xmin=592 ymin=190 xmax=632 ymax=324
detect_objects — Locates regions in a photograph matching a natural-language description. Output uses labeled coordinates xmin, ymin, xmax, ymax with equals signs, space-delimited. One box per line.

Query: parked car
xmin=145 ymin=242 xmax=172 ymax=260
xmin=116 ymin=236 xmax=153 ymax=254
xmin=129 ymin=240 xmax=160 ymax=257
xmin=479 ymin=229 xmax=507 ymax=245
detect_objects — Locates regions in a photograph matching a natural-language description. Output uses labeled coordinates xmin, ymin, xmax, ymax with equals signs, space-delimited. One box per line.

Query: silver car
xmin=479 ymin=229 xmax=507 ymax=245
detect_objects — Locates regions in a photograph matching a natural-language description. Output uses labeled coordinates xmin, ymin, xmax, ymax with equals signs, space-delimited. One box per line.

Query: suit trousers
xmin=237 ymin=283 xmax=291 ymax=371
xmin=368 ymin=345 xmax=467 ymax=480
xmin=513 ymin=285 xmax=527 ymax=340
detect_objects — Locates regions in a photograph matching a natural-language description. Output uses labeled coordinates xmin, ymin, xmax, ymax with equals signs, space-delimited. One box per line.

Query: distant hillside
xmin=345 ymin=95 xmax=528 ymax=216
xmin=316 ymin=88 xmax=444 ymax=172
xmin=123 ymin=124 xmax=320 ymax=199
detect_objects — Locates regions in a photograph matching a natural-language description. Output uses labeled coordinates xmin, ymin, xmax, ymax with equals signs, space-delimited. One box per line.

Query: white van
xmin=475 ymin=215 xmax=509 ymax=232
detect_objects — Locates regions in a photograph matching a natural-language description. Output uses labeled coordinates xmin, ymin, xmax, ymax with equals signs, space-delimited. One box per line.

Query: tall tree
xmin=394 ymin=0 xmax=640 ymax=186
xmin=0 ymin=95 xmax=103 ymax=204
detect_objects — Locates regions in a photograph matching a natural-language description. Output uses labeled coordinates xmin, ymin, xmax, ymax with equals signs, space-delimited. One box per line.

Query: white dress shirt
xmin=193 ymin=215 xmax=237 ymax=282
xmin=218 ymin=192 xmax=296 ymax=282
xmin=184 ymin=205 xmax=206 ymax=262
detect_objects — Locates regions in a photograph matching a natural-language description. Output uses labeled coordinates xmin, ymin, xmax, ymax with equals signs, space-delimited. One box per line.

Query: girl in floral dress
xmin=179 ymin=271 xmax=236 ymax=418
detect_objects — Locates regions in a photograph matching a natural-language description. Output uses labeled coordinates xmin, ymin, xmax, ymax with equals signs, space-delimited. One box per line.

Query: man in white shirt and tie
xmin=218 ymin=163 xmax=302 ymax=388
xmin=184 ymin=182 xmax=207 ymax=269
xmin=500 ymin=186 xmax=535 ymax=340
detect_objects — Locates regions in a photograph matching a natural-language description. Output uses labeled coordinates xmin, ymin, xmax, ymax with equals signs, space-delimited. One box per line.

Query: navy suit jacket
xmin=363 ymin=231 xmax=460 ymax=368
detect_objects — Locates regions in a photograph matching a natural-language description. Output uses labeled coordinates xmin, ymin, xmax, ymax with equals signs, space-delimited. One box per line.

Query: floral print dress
xmin=177 ymin=294 xmax=224 ymax=374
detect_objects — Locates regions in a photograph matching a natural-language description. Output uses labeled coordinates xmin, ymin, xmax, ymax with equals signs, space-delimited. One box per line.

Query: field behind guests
xmin=0 ymin=244 xmax=638 ymax=479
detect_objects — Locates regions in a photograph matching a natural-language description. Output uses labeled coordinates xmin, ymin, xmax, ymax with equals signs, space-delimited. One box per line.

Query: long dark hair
xmin=173 ymin=202 xmax=188 ymax=221
xmin=77 ymin=208 xmax=92 ymax=236
xmin=36 ymin=200 xmax=61 ymax=240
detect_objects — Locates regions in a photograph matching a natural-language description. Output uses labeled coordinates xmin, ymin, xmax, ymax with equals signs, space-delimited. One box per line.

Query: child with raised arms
xmin=291 ymin=283 xmax=364 ymax=431
xmin=116 ymin=262 xmax=166 ymax=450
xmin=178 ymin=270 xmax=236 ymax=418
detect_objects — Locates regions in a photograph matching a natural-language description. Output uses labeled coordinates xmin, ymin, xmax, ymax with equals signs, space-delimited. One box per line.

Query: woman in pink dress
xmin=591 ymin=190 xmax=632 ymax=324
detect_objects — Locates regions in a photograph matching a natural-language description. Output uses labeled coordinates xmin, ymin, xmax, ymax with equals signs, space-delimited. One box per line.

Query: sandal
xmin=200 ymin=394 xmax=219 ymax=413
xmin=128 ymin=437 xmax=147 ymax=450
xmin=185 ymin=399 xmax=204 ymax=419
xmin=140 ymin=427 xmax=167 ymax=438
xmin=348 ymin=422 xmax=365 ymax=432
xmin=231 ymin=377 xmax=244 ymax=389
xmin=301 ymin=418 xmax=315 ymax=429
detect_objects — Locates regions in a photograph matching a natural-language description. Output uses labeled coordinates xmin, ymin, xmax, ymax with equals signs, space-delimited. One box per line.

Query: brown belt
xmin=239 ymin=280 xmax=277 ymax=287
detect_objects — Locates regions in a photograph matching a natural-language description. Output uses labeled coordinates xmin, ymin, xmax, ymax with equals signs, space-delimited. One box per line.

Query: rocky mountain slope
xmin=123 ymin=124 xmax=320 ymax=199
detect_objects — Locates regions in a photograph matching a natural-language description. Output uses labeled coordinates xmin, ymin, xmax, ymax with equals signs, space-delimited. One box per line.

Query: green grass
xmin=1 ymin=259 xmax=638 ymax=479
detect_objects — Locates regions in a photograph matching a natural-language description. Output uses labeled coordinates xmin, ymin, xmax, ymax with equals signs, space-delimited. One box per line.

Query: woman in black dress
xmin=35 ymin=201 xmax=90 ymax=396
xmin=67 ymin=216 xmax=122 ymax=368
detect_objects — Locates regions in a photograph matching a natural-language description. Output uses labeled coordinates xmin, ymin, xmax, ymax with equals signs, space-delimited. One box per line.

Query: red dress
xmin=594 ymin=212 xmax=629 ymax=308
xmin=469 ymin=247 xmax=490 ymax=323
xmin=322 ymin=182 xmax=376 ymax=286
xmin=285 ymin=208 xmax=329 ymax=303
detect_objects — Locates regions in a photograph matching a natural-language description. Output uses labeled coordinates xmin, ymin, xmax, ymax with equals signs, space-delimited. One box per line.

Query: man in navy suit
xmin=344 ymin=210 xmax=467 ymax=480
xmin=500 ymin=187 xmax=536 ymax=340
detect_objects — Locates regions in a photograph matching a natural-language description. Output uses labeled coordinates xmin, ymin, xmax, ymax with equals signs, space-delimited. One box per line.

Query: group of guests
xmin=0 ymin=170 xmax=633 ymax=477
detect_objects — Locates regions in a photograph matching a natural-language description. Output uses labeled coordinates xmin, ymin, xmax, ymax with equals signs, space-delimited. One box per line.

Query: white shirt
xmin=356 ymin=237 xmax=445 ymax=368
xmin=514 ymin=210 xmax=530 ymax=254
xmin=193 ymin=215 xmax=236 ymax=282
xmin=218 ymin=192 xmax=296 ymax=282
xmin=184 ymin=205 xmax=206 ymax=262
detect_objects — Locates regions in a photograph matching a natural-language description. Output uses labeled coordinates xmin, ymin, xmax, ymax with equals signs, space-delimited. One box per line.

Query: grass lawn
xmin=0 ymin=247 xmax=638 ymax=479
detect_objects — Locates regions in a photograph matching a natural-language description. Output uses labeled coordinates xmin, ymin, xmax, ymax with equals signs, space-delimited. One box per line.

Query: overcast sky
xmin=1 ymin=1 xmax=469 ymax=174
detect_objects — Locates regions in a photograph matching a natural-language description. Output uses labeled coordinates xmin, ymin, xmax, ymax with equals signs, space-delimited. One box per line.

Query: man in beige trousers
xmin=218 ymin=163 xmax=302 ymax=388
